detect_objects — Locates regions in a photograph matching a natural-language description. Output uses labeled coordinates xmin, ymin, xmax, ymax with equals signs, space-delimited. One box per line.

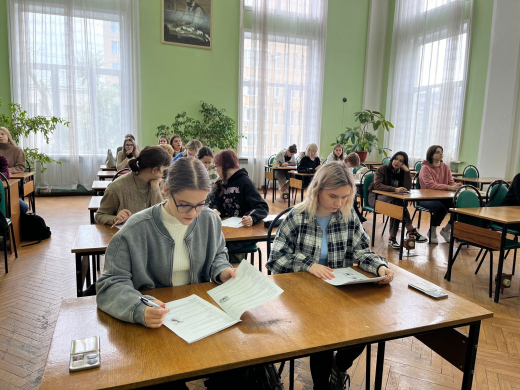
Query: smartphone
xmin=69 ymin=336 xmax=100 ymax=372
xmin=409 ymin=282 xmax=448 ymax=299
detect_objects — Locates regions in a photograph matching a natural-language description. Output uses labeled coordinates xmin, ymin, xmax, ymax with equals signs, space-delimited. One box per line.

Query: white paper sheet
xmin=325 ymin=267 xmax=387 ymax=286
xmin=207 ymin=260 xmax=284 ymax=320
xmin=221 ymin=217 xmax=244 ymax=228
xmin=163 ymin=295 xmax=240 ymax=344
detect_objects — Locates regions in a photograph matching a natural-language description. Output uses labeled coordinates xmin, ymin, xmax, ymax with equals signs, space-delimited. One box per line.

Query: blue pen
xmin=140 ymin=296 xmax=164 ymax=309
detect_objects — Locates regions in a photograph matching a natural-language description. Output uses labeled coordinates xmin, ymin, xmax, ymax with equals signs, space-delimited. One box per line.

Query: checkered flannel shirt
xmin=266 ymin=208 xmax=388 ymax=275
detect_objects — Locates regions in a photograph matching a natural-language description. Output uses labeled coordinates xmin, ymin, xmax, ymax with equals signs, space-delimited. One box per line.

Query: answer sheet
xmin=207 ymin=260 xmax=284 ymax=320
xmin=221 ymin=217 xmax=244 ymax=228
xmin=325 ymin=267 xmax=387 ymax=286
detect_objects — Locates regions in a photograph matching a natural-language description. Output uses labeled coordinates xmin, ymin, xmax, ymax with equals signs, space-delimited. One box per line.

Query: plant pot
xmin=355 ymin=151 xmax=368 ymax=163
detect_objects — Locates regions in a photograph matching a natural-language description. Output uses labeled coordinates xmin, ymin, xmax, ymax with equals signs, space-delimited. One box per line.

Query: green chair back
xmin=382 ymin=157 xmax=391 ymax=164
xmin=0 ymin=181 xmax=6 ymax=217
xmin=463 ymin=165 xmax=479 ymax=179
xmin=295 ymin=156 xmax=300 ymax=167
xmin=487 ymin=181 xmax=508 ymax=208
xmin=414 ymin=172 xmax=421 ymax=189
xmin=414 ymin=161 xmax=421 ymax=172
xmin=454 ymin=186 xmax=481 ymax=227
xmin=268 ymin=154 xmax=276 ymax=166
xmin=363 ymin=172 xmax=374 ymax=207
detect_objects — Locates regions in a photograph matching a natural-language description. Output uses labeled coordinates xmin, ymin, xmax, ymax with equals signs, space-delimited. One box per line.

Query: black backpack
xmin=21 ymin=213 xmax=51 ymax=245
xmin=204 ymin=363 xmax=285 ymax=390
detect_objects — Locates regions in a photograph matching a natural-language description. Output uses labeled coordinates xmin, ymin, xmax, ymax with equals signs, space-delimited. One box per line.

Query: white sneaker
xmin=428 ymin=229 xmax=439 ymax=244
xmin=439 ymin=227 xmax=451 ymax=243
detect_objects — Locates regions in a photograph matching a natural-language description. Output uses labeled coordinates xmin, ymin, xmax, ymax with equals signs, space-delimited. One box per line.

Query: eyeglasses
xmin=171 ymin=195 xmax=206 ymax=213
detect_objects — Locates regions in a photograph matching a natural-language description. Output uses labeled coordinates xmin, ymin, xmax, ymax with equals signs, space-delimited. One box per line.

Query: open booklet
xmin=325 ymin=267 xmax=387 ymax=286
xmin=162 ymin=260 xmax=284 ymax=343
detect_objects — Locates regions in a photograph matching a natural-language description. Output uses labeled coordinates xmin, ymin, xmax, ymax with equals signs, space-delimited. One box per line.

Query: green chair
xmin=411 ymin=172 xmax=436 ymax=240
xmin=228 ymin=244 xmax=263 ymax=272
xmin=264 ymin=154 xmax=277 ymax=199
xmin=462 ymin=165 xmax=479 ymax=187
xmin=352 ymin=163 xmax=367 ymax=175
xmin=361 ymin=171 xmax=375 ymax=216
xmin=0 ymin=172 xmax=18 ymax=273
xmin=382 ymin=157 xmax=391 ymax=165
xmin=414 ymin=161 xmax=421 ymax=172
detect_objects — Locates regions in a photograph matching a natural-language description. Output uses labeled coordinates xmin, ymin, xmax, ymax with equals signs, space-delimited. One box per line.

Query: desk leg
xmin=75 ymin=254 xmax=83 ymax=297
xmin=288 ymin=184 xmax=291 ymax=208
xmin=494 ymin=226 xmax=508 ymax=303
xmin=272 ymin=176 xmax=276 ymax=203
xmin=444 ymin=212 xmax=456 ymax=281
xmin=374 ymin=342 xmax=386 ymax=390
xmin=399 ymin=201 xmax=406 ymax=260
xmin=371 ymin=195 xmax=377 ymax=247
xmin=366 ymin=344 xmax=371 ymax=390
xmin=301 ymin=183 xmax=304 ymax=203
xmin=264 ymin=171 xmax=267 ymax=199
xmin=461 ymin=322 xmax=481 ymax=390
xmin=289 ymin=359 xmax=295 ymax=390
xmin=90 ymin=210 xmax=95 ymax=225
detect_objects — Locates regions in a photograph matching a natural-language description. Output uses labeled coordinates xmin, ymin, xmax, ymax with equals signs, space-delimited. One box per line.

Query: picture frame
xmin=161 ymin=0 xmax=213 ymax=49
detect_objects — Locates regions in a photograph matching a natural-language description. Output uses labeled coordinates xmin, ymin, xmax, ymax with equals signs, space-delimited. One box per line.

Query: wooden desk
xmin=454 ymin=177 xmax=512 ymax=189
xmin=287 ymin=170 xmax=314 ymax=207
xmin=40 ymin=267 xmax=492 ymax=390
xmin=11 ymin=171 xmax=36 ymax=212
xmin=264 ymin=165 xmax=295 ymax=203
xmin=3 ymin=179 xmax=20 ymax=253
xmin=96 ymin=171 xmax=116 ymax=181
xmin=88 ymin=196 xmax=102 ymax=224
xmin=222 ymin=217 xmax=277 ymax=242
xmin=372 ymin=189 xmax=456 ymax=259
xmin=363 ymin=161 xmax=383 ymax=170
xmin=92 ymin=181 xmax=110 ymax=195
xmin=71 ymin=225 xmax=117 ymax=297
xmin=100 ymin=165 xmax=116 ymax=171
xmin=444 ymin=206 xmax=520 ymax=303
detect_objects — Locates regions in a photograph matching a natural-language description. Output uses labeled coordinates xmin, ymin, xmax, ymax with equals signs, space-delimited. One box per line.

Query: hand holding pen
xmin=141 ymin=297 xmax=170 ymax=328
xmin=240 ymin=209 xmax=256 ymax=227
xmin=112 ymin=209 xmax=132 ymax=228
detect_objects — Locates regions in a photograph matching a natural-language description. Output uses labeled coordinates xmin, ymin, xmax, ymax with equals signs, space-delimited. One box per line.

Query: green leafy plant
xmin=0 ymin=98 xmax=69 ymax=173
xmin=155 ymin=101 xmax=244 ymax=150
xmin=332 ymin=109 xmax=393 ymax=156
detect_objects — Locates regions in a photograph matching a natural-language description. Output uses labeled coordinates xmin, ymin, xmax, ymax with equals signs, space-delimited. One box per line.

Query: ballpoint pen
xmin=111 ymin=219 xmax=121 ymax=229
xmin=140 ymin=296 xmax=163 ymax=309
xmin=239 ymin=209 xmax=256 ymax=226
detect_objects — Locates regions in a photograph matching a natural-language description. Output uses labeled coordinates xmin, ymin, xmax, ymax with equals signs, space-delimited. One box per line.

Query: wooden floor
xmin=0 ymin=194 xmax=519 ymax=389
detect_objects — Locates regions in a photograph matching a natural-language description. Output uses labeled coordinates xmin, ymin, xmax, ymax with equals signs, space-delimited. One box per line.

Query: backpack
xmin=204 ymin=364 xmax=285 ymax=390
xmin=105 ymin=149 xmax=116 ymax=168
xmin=21 ymin=213 xmax=51 ymax=245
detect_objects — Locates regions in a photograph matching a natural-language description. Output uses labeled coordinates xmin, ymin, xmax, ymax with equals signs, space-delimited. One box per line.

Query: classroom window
xmin=274 ymin=110 xmax=279 ymax=126
xmin=111 ymin=22 xmax=119 ymax=33
xmin=111 ymin=41 xmax=120 ymax=55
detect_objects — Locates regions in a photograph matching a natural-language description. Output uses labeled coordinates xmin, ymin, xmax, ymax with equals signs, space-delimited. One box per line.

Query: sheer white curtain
xmin=386 ymin=0 xmax=469 ymax=165
xmin=7 ymin=0 xmax=141 ymax=190
xmin=240 ymin=0 xmax=328 ymax=186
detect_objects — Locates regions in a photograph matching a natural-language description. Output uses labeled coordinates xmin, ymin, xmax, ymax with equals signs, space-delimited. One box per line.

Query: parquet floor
xmin=0 ymin=194 xmax=519 ymax=390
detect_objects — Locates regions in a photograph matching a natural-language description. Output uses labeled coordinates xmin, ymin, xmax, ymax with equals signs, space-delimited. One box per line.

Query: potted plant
xmin=0 ymin=98 xmax=69 ymax=172
xmin=332 ymin=109 xmax=393 ymax=163
xmin=156 ymin=101 xmax=245 ymax=150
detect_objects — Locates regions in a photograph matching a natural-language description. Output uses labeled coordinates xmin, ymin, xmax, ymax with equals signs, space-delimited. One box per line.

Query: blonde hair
xmin=0 ymin=127 xmax=16 ymax=145
xmin=185 ymin=139 xmax=203 ymax=152
xmin=159 ymin=144 xmax=175 ymax=159
xmin=300 ymin=143 xmax=318 ymax=158
xmin=295 ymin=161 xmax=355 ymax=220
xmin=344 ymin=152 xmax=360 ymax=167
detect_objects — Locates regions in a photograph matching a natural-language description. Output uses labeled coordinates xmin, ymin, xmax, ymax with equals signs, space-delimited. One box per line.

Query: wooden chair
xmin=263 ymin=154 xmax=277 ymax=199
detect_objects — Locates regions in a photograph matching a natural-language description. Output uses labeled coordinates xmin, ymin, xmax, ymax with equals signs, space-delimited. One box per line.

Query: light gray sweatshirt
xmin=96 ymin=204 xmax=232 ymax=326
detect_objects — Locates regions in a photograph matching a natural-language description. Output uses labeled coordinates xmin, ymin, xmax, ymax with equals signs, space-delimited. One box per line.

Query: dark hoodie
xmin=209 ymin=168 xmax=269 ymax=224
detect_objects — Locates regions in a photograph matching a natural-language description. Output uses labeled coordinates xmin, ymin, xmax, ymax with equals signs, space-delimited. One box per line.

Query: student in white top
xmin=326 ymin=143 xmax=345 ymax=164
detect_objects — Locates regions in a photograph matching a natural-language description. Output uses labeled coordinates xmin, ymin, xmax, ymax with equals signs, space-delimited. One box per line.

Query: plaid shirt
xmin=266 ymin=208 xmax=388 ymax=275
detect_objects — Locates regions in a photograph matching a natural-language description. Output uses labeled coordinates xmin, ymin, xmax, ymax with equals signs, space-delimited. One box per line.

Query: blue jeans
xmin=416 ymin=199 xmax=453 ymax=227
xmin=19 ymin=199 xmax=29 ymax=214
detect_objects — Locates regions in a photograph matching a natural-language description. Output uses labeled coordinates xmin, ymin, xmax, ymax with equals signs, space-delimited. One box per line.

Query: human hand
xmin=114 ymin=209 xmax=132 ymax=224
xmin=150 ymin=178 xmax=162 ymax=190
xmin=377 ymin=266 xmax=394 ymax=285
xmin=402 ymin=164 xmax=409 ymax=172
xmin=144 ymin=300 xmax=170 ymax=328
xmin=308 ymin=264 xmax=335 ymax=280
xmin=395 ymin=187 xmax=408 ymax=193
xmin=241 ymin=216 xmax=253 ymax=227
xmin=449 ymin=183 xmax=462 ymax=191
xmin=213 ymin=209 xmax=221 ymax=216
xmin=282 ymin=163 xmax=288 ymax=167
xmin=220 ymin=268 xmax=237 ymax=283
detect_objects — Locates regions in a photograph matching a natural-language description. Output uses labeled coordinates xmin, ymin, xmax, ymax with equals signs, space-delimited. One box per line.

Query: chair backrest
xmin=113 ymin=168 xmax=131 ymax=181
xmin=453 ymin=185 xmax=482 ymax=227
xmin=267 ymin=154 xmax=276 ymax=166
xmin=353 ymin=163 xmax=367 ymax=175
xmin=486 ymin=180 xmax=509 ymax=207
xmin=25 ymin=160 xmax=32 ymax=173
xmin=361 ymin=171 xmax=374 ymax=207
xmin=266 ymin=207 xmax=293 ymax=273
xmin=414 ymin=161 xmax=421 ymax=172
xmin=413 ymin=171 xmax=420 ymax=189
xmin=462 ymin=165 xmax=479 ymax=179
xmin=0 ymin=172 xmax=10 ymax=217
xmin=382 ymin=157 xmax=390 ymax=164
xmin=295 ymin=156 xmax=300 ymax=167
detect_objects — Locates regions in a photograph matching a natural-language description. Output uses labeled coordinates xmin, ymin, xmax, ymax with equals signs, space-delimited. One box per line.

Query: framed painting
xmin=162 ymin=0 xmax=213 ymax=49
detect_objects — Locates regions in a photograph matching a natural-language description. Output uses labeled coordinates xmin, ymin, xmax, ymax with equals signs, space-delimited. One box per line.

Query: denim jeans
xmin=416 ymin=199 xmax=453 ymax=227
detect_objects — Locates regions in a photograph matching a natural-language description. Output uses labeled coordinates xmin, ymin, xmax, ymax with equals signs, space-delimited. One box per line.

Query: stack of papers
xmin=325 ymin=267 xmax=387 ymax=286
xmin=163 ymin=260 xmax=284 ymax=343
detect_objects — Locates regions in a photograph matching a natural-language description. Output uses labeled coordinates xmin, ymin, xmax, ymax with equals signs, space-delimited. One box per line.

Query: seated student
xmin=502 ymin=173 xmax=520 ymax=206
xmin=158 ymin=135 xmax=169 ymax=145
xmin=326 ymin=143 xmax=345 ymax=164
xmin=0 ymin=127 xmax=26 ymax=173
xmin=158 ymin=144 xmax=175 ymax=160
xmin=169 ymin=134 xmax=185 ymax=157
xmin=274 ymin=144 xmax=297 ymax=200
xmin=173 ymin=139 xmax=202 ymax=162
xmin=96 ymin=146 xmax=169 ymax=226
xmin=197 ymin=146 xmax=218 ymax=186
xmin=344 ymin=152 xmax=366 ymax=223
xmin=419 ymin=145 xmax=461 ymax=244
xmin=116 ymin=137 xmax=139 ymax=171
xmin=368 ymin=151 xmax=427 ymax=249
xmin=96 ymin=157 xmax=235 ymax=390
xmin=266 ymin=161 xmax=393 ymax=390
xmin=297 ymin=143 xmax=321 ymax=187
xmin=116 ymin=133 xmax=140 ymax=156
xmin=209 ymin=150 xmax=269 ymax=259
xmin=0 ymin=155 xmax=29 ymax=214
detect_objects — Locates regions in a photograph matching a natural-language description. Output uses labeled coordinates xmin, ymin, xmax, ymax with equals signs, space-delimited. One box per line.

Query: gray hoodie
xmin=96 ymin=204 xmax=232 ymax=326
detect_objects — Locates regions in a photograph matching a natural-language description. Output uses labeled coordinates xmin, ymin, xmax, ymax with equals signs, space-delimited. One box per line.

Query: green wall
xmin=0 ymin=0 xmax=11 ymax=117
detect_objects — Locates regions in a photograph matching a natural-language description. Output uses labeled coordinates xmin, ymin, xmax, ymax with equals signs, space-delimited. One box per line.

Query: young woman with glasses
xmin=116 ymin=137 xmax=139 ymax=171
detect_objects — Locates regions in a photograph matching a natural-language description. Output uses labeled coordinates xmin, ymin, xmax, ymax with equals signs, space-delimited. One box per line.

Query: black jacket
xmin=297 ymin=156 xmax=321 ymax=174
xmin=501 ymin=173 xmax=520 ymax=206
xmin=209 ymin=168 xmax=269 ymax=224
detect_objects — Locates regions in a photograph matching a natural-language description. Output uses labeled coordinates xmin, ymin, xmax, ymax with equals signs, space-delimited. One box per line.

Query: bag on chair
xmin=105 ymin=149 xmax=116 ymax=168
